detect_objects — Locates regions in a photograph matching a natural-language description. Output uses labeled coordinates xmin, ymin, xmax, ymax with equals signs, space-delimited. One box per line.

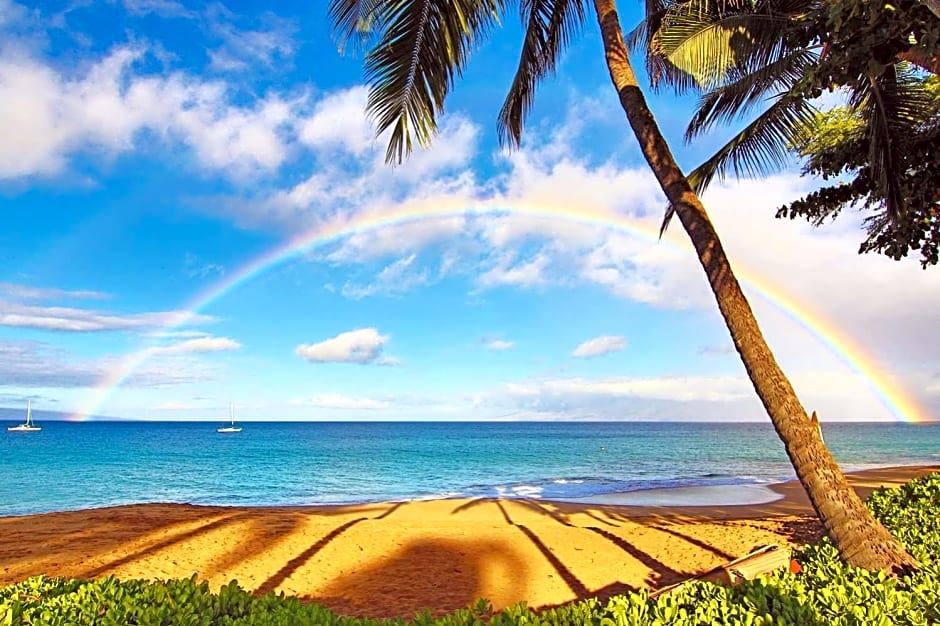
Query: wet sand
xmin=1 ymin=465 xmax=936 ymax=619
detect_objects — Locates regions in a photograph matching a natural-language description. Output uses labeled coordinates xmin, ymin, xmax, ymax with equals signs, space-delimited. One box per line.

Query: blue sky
xmin=1 ymin=0 xmax=938 ymax=423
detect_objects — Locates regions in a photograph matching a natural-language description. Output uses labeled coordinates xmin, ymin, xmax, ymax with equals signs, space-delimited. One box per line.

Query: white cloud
xmin=143 ymin=336 xmax=242 ymax=356
xmin=307 ymin=393 xmax=390 ymax=410
xmin=1 ymin=0 xmax=29 ymax=28
xmin=572 ymin=335 xmax=628 ymax=358
xmin=205 ymin=5 xmax=297 ymax=73
xmin=0 ymin=339 xmax=213 ymax=389
xmin=0 ymin=282 xmax=109 ymax=301
xmin=0 ymin=44 xmax=304 ymax=180
xmin=485 ymin=339 xmax=515 ymax=351
xmin=507 ymin=376 xmax=751 ymax=403
xmin=326 ymin=217 xmax=469 ymax=264
xmin=477 ymin=251 xmax=551 ymax=288
xmin=298 ymin=86 xmax=375 ymax=156
xmin=122 ymin=0 xmax=194 ymax=19
xmin=489 ymin=368 xmax=910 ymax=421
xmin=341 ymin=253 xmax=430 ymax=299
xmin=295 ymin=327 xmax=395 ymax=365
xmin=0 ymin=301 xmax=214 ymax=332
xmin=184 ymin=253 xmax=225 ymax=279
xmin=255 ymin=109 xmax=480 ymax=229
xmin=269 ymin=111 xmax=939 ymax=394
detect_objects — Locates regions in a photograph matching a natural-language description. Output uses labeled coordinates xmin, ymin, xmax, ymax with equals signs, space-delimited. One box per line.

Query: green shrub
xmin=3 ymin=472 xmax=939 ymax=625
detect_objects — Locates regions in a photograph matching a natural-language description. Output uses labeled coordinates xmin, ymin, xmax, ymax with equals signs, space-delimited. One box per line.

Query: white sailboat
xmin=8 ymin=400 xmax=41 ymax=432
xmin=217 ymin=403 xmax=242 ymax=433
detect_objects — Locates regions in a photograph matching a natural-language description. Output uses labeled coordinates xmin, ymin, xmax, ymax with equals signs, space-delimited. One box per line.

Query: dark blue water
xmin=1 ymin=421 xmax=938 ymax=516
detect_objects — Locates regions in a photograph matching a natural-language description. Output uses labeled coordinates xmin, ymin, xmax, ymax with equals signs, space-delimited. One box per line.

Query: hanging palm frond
xmin=684 ymin=48 xmax=816 ymax=138
xmin=498 ymin=0 xmax=586 ymax=146
xmin=330 ymin=0 xmax=387 ymax=54
xmin=625 ymin=0 xmax=700 ymax=92
xmin=362 ymin=0 xmax=504 ymax=164
xmin=654 ymin=11 xmax=801 ymax=90
xmin=692 ymin=92 xmax=817 ymax=186
xmin=659 ymin=91 xmax=816 ymax=235
xmin=847 ymin=63 xmax=936 ymax=219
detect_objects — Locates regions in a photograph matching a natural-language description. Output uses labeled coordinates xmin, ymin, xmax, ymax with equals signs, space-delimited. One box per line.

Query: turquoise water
xmin=1 ymin=421 xmax=938 ymax=516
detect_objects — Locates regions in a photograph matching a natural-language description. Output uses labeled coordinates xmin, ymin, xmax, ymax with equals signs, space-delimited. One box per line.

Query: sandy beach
xmin=1 ymin=465 xmax=936 ymax=619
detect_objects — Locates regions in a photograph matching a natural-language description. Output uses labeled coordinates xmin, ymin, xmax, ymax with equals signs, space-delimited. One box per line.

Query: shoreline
xmin=4 ymin=461 xmax=938 ymax=519
xmin=2 ymin=464 xmax=937 ymax=619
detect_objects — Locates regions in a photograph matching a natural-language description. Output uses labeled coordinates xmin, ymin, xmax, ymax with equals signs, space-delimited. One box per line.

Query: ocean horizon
xmin=2 ymin=420 xmax=939 ymax=517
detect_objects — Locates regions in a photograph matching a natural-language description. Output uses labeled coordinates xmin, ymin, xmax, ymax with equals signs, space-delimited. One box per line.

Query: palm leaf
xmin=855 ymin=70 xmax=904 ymax=219
xmin=330 ymin=0 xmax=386 ymax=54
xmin=655 ymin=11 xmax=801 ymax=90
xmin=362 ymin=0 xmax=504 ymax=164
xmin=659 ymin=92 xmax=816 ymax=235
xmin=684 ymin=48 xmax=816 ymax=139
xmin=848 ymin=63 xmax=934 ymax=219
xmin=692 ymin=92 xmax=817 ymax=186
xmin=644 ymin=0 xmax=811 ymax=92
xmin=498 ymin=0 xmax=585 ymax=146
xmin=625 ymin=0 xmax=700 ymax=92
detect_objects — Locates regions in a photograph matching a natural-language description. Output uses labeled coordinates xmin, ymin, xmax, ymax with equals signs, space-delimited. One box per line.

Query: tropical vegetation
xmin=324 ymin=0 xmax=917 ymax=569
xmin=630 ymin=0 xmax=940 ymax=266
xmin=4 ymin=472 xmax=939 ymax=625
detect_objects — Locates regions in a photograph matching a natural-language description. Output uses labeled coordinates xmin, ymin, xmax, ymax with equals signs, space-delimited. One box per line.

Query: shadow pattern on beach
xmin=256 ymin=502 xmax=406 ymax=595
xmin=13 ymin=465 xmax=929 ymax=620
xmin=495 ymin=500 xmax=590 ymax=598
xmin=312 ymin=537 xmax=528 ymax=619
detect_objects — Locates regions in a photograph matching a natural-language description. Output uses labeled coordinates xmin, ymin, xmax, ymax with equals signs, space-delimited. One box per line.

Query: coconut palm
xmin=629 ymin=0 xmax=939 ymax=252
xmin=328 ymin=0 xmax=917 ymax=571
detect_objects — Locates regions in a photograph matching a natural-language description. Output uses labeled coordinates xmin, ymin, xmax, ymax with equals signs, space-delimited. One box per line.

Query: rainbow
xmin=70 ymin=197 xmax=929 ymax=423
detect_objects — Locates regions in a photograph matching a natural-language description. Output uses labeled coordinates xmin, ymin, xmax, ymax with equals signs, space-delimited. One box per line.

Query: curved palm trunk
xmin=591 ymin=0 xmax=918 ymax=573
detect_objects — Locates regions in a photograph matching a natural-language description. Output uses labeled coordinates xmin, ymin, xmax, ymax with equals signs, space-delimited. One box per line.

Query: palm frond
xmin=330 ymin=0 xmax=386 ymax=54
xmin=854 ymin=70 xmax=903 ymax=219
xmin=497 ymin=0 xmax=585 ymax=147
xmin=624 ymin=0 xmax=669 ymax=51
xmin=655 ymin=11 xmax=800 ymax=90
xmin=643 ymin=0 xmax=811 ymax=92
xmin=684 ymin=48 xmax=816 ymax=139
xmin=659 ymin=92 xmax=817 ymax=235
xmin=848 ymin=63 xmax=935 ymax=219
xmin=363 ymin=0 xmax=504 ymax=163
xmin=693 ymin=93 xmax=817 ymax=188
xmin=625 ymin=0 xmax=700 ymax=91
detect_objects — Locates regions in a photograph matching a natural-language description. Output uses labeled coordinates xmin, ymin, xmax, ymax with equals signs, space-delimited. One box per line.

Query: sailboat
xmin=217 ymin=403 xmax=242 ymax=433
xmin=8 ymin=400 xmax=41 ymax=432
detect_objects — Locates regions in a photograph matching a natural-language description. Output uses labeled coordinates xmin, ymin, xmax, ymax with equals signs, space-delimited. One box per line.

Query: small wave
xmin=413 ymin=491 xmax=464 ymax=501
xmin=510 ymin=485 xmax=543 ymax=497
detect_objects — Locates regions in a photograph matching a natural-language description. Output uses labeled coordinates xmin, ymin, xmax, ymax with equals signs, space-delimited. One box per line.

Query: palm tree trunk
xmin=591 ymin=0 xmax=918 ymax=573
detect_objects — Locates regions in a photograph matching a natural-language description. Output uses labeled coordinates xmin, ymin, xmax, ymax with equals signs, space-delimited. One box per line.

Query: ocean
xmin=1 ymin=421 xmax=938 ymax=517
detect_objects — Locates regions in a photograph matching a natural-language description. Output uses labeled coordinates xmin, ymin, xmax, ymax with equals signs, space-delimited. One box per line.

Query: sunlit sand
xmin=1 ymin=465 xmax=936 ymax=619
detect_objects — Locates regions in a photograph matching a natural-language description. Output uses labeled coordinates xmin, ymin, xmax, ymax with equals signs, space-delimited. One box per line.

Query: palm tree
xmin=328 ymin=0 xmax=917 ymax=571
xmin=628 ymin=0 xmax=938 ymax=251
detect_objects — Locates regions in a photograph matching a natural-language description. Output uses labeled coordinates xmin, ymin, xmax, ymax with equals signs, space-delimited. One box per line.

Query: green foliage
xmin=4 ymin=473 xmax=940 ymax=625
xmin=329 ymin=0 xmax=506 ymax=164
xmin=636 ymin=0 xmax=940 ymax=266
xmin=778 ymin=74 xmax=940 ymax=267
xmin=866 ymin=471 xmax=940 ymax=565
